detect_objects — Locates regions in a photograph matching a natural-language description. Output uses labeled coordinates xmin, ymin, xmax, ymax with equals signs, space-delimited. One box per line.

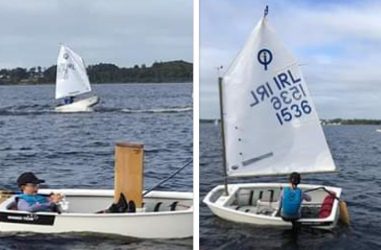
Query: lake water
xmin=0 ymin=83 xmax=193 ymax=250
xmin=200 ymin=122 xmax=381 ymax=250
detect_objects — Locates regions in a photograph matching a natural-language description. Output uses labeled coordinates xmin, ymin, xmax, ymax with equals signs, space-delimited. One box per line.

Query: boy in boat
xmin=16 ymin=172 xmax=63 ymax=212
xmin=64 ymin=96 xmax=74 ymax=105
xmin=278 ymin=172 xmax=311 ymax=227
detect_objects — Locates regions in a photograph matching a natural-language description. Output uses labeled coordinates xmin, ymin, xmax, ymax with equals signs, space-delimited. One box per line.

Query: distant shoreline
xmin=0 ymin=60 xmax=193 ymax=85
xmin=200 ymin=119 xmax=381 ymax=125
xmin=0 ymin=81 xmax=193 ymax=86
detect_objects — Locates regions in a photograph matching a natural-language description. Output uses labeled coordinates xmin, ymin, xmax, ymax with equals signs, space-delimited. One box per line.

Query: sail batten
xmin=222 ymin=16 xmax=336 ymax=177
xmin=55 ymin=45 xmax=91 ymax=99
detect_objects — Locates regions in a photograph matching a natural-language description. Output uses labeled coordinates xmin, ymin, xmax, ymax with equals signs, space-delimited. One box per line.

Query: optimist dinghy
xmin=55 ymin=45 xmax=99 ymax=112
xmin=0 ymin=143 xmax=193 ymax=238
xmin=0 ymin=189 xmax=192 ymax=238
xmin=203 ymin=6 xmax=348 ymax=229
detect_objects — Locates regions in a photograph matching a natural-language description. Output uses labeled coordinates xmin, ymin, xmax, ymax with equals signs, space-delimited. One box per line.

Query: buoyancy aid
xmin=18 ymin=194 xmax=48 ymax=205
xmin=282 ymin=187 xmax=302 ymax=218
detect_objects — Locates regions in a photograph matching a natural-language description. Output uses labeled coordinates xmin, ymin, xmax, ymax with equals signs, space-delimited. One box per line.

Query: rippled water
xmin=200 ymin=122 xmax=381 ymax=250
xmin=0 ymin=83 xmax=193 ymax=249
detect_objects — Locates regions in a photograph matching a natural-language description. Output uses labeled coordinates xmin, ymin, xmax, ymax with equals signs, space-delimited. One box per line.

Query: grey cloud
xmin=201 ymin=0 xmax=381 ymax=119
xmin=0 ymin=0 xmax=192 ymax=68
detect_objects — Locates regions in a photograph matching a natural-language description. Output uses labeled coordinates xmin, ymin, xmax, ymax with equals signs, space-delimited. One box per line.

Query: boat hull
xmin=55 ymin=96 xmax=99 ymax=112
xmin=0 ymin=189 xmax=193 ymax=239
xmin=203 ymin=183 xmax=341 ymax=229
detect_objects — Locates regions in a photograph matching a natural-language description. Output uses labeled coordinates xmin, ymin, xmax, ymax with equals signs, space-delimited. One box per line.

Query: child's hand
xmin=49 ymin=193 xmax=63 ymax=203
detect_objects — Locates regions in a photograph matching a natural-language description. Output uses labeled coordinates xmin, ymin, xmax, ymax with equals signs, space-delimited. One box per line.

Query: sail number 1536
xmin=275 ymin=100 xmax=312 ymax=125
xmin=269 ymin=84 xmax=312 ymax=125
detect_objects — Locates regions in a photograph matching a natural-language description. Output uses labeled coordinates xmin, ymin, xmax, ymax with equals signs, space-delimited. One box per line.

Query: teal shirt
xmin=17 ymin=194 xmax=53 ymax=212
xmin=278 ymin=187 xmax=311 ymax=219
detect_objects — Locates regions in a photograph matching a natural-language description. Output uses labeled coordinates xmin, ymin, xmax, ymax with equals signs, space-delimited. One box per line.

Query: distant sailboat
xmin=203 ymin=6 xmax=349 ymax=229
xmin=55 ymin=45 xmax=99 ymax=112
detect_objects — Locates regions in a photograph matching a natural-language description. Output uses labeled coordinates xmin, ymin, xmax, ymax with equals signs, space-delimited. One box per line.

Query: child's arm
xmin=17 ymin=199 xmax=54 ymax=212
xmin=302 ymin=192 xmax=311 ymax=202
xmin=278 ymin=189 xmax=284 ymax=210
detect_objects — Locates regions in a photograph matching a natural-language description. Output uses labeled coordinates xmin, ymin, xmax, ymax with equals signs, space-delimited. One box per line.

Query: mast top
xmin=264 ymin=5 xmax=269 ymax=17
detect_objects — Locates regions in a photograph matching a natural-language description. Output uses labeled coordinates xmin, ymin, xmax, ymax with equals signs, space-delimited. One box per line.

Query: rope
xmin=143 ymin=159 xmax=192 ymax=196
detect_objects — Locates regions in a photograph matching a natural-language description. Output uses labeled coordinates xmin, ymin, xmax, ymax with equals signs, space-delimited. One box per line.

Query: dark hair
xmin=289 ymin=172 xmax=301 ymax=185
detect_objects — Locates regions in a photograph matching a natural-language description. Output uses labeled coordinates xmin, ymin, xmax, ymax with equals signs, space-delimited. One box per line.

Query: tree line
xmin=0 ymin=60 xmax=192 ymax=84
xmin=202 ymin=118 xmax=381 ymax=125
xmin=322 ymin=118 xmax=381 ymax=125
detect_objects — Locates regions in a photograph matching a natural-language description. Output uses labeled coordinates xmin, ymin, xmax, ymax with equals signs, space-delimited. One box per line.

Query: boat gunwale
xmin=0 ymin=189 xmax=193 ymax=217
xmin=0 ymin=208 xmax=193 ymax=218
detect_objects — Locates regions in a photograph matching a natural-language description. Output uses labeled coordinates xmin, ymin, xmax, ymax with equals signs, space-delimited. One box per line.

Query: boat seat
xmin=256 ymin=205 xmax=276 ymax=216
xmin=259 ymin=190 xmax=277 ymax=203
xmin=235 ymin=189 xmax=255 ymax=206
xmin=170 ymin=201 xmax=179 ymax=211
xmin=319 ymin=194 xmax=336 ymax=218
xmin=257 ymin=199 xmax=279 ymax=210
xmin=154 ymin=202 xmax=163 ymax=212
xmin=152 ymin=201 xmax=180 ymax=212
xmin=230 ymin=205 xmax=257 ymax=214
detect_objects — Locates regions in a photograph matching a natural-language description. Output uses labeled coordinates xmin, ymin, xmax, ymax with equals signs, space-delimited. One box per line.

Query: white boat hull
xmin=203 ymin=183 xmax=341 ymax=229
xmin=55 ymin=96 xmax=99 ymax=112
xmin=0 ymin=189 xmax=193 ymax=239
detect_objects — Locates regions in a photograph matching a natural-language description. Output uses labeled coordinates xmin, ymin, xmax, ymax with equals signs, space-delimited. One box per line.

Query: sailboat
xmin=203 ymin=7 xmax=348 ymax=229
xmin=55 ymin=45 xmax=100 ymax=112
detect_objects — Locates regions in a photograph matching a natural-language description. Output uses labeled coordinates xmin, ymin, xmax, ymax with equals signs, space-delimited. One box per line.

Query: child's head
xmin=289 ymin=172 xmax=301 ymax=187
xmin=17 ymin=172 xmax=45 ymax=194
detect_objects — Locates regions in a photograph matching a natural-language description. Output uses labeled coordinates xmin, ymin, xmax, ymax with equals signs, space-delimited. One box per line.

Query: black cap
xmin=17 ymin=172 xmax=45 ymax=187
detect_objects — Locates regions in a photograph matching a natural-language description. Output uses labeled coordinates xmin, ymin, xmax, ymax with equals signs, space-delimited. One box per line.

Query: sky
xmin=0 ymin=0 xmax=192 ymax=69
xmin=200 ymin=0 xmax=381 ymax=119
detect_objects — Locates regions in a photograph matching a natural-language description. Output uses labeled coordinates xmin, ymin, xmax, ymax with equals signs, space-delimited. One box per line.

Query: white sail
xmin=55 ymin=45 xmax=91 ymax=99
xmin=222 ymin=16 xmax=336 ymax=177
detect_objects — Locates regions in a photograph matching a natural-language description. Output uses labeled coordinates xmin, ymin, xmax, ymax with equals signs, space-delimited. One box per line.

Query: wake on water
xmin=121 ymin=107 xmax=192 ymax=113
xmin=0 ymin=105 xmax=192 ymax=116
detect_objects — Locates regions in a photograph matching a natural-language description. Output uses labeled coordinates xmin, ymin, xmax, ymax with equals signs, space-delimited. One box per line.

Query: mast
xmin=218 ymin=77 xmax=229 ymax=195
xmin=264 ymin=5 xmax=269 ymax=17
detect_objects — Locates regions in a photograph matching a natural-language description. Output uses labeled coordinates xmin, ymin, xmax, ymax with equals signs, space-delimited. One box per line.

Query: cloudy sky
xmin=0 ymin=0 xmax=192 ymax=69
xmin=200 ymin=0 xmax=381 ymax=119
